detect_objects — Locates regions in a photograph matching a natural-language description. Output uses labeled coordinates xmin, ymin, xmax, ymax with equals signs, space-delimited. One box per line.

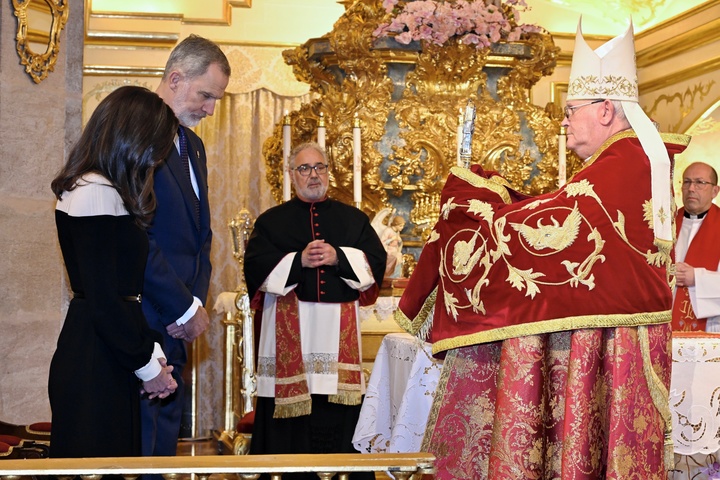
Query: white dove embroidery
xmin=510 ymin=204 xmax=582 ymax=252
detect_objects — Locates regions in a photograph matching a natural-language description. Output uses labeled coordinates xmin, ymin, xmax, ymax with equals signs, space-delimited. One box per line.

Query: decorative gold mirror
xmin=13 ymin=0 xmax=69 ymax=84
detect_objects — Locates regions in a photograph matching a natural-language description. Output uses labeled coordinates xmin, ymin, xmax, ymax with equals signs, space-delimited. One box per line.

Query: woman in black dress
xmin=49 ymin=86 xmax=179 ymax=457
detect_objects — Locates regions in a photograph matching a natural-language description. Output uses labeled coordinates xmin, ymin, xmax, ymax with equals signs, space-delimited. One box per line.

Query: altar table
xmin=353 ymin=331 xmax=720 ymax=475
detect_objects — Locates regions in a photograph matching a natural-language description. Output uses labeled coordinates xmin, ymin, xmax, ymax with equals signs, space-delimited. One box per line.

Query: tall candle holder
xmin=228 ymin=210 xmax=256 ymax=419
xmin=216 ymin=208 xmax=257 ymax=455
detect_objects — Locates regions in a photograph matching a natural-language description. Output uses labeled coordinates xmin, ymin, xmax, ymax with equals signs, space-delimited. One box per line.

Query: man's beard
xmin=297 ymin=183 xmax=328 ymax=202
xmin=178 ymin=111 xmax=204 ymax=128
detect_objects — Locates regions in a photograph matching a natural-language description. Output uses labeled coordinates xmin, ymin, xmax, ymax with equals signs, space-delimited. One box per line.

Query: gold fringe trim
xmin=637 ymin=324 xmax=674 ymax=473
xmin=394 ymin=308 xmax=413 ymax=333
xmin=273 ymin=398 xmax=311 ymax=419
xmin=394 ymin=287 xmax=437 ymax=338
xmin=583 ymin=131 xmax=691 ymax=169
xmin=329 ymin=390 xmax=362 ymax=406
xmin=449 ymin=166 xmax=512 ymax=204
xmin=432 ymin=310 xmax=670 ymax=354
xmin=420 ymin=347 xmax=454 ymax=453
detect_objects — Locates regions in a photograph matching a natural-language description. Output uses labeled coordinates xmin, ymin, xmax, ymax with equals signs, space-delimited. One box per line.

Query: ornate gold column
xmin=263 ymin=0 xmax=580 ymax=247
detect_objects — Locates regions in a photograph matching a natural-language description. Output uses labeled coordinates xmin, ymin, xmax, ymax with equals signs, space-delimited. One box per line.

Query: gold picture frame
xmin=551 ymin=81 xmax=568 ymax=112
xmin=13 ymin=0 xmax=69 ymax=84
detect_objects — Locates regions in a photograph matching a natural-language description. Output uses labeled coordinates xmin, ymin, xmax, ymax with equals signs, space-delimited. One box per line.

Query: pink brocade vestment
xmin=424 ymin=324 xmax=671 ymax=479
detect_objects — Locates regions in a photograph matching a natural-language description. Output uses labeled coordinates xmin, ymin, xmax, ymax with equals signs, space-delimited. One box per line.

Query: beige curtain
xmin=193 ymin=88 xmax=312 ymax=434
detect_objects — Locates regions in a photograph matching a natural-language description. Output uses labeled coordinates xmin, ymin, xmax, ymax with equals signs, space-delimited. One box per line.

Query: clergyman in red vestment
xmin=396 ymin=19 xmax=691 ymax=479
xmin=672 ymin=161 xmax=720 ymax=331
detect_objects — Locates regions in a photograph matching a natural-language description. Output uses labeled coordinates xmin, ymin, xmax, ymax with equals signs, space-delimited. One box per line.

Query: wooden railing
xmin=0 ymin=452 xmax=435 ymax=479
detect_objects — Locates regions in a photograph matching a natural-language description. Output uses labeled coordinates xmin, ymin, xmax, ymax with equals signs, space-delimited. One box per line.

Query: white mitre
xmin=568 ymin=18 xmax=673 ymax=244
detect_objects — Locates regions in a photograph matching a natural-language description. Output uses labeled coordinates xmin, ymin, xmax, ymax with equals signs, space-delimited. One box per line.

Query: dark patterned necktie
xmin=178 ymin=126 xmax=200 ymax=225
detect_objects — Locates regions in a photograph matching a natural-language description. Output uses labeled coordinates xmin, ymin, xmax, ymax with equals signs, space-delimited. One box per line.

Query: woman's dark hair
xmin=51 ymin=85 xmax=179 ymax=228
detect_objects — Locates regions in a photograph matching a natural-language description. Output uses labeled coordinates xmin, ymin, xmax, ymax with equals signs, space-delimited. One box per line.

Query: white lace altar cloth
xmin=358 ymin=296 xmax=401 ymax=326
xmin=352 ymin=333 xmax=443 ymax=454
xmin=671 ymin=332 xmax=720 ymax=457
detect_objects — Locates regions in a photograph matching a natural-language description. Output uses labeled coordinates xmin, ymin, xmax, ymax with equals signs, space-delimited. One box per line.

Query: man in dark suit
xmin=141 ymin=34 xmax=231 ymax=459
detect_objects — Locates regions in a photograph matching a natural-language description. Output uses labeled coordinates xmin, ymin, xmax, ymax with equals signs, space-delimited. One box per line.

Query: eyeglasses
xmin=682 ymin=179 xmax=716 ymax=189
xmin=291 ymin=163 xmax=329 ymax=177
xmin=564 ymin=99 xmax=603 ymax=118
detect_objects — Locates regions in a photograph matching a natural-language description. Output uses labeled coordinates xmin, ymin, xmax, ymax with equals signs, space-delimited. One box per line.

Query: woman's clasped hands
xmin=141 ymin=357 xmax=177 ymax=399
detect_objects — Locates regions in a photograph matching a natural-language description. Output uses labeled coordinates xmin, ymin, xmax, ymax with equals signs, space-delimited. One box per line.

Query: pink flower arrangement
xmin=374 ymin=0 xmax=540 ymax=48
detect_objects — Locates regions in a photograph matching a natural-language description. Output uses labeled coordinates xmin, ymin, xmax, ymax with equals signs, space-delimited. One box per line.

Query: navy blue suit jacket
xmin=142 ymin=127 xmax=212 ymax=367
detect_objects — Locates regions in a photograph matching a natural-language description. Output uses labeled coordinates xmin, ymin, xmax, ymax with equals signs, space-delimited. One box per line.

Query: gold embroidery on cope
xmin=439 ymin=181 xmax=614 ymax=317
xmin=510 ymin=203 xmax=582 ymax=252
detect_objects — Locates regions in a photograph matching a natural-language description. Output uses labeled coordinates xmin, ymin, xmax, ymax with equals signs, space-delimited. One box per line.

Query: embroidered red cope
xmin=396 ymin=132 xmax=690 ymax=354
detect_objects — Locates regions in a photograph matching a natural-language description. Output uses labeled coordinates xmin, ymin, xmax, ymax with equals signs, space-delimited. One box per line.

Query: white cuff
xmin=176 ymin=297 xmax=202 ymax=326
xmin=134 ymin=342 xmax=166 ymax=381
xmin=693 ymin=268 xmax=720 ymax=318
xmin=706 ymin=317 xmax=720 ymax=333
xmin=339 ymin=247 xmax=376 ymax=292
xmin=261 ymin=253 xmax=298 ymax=296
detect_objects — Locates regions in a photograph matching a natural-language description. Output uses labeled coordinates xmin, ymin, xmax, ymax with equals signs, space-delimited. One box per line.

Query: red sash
xmin=330 ymin=302 xmax=363 ymax=406
xmin=273 ymin=292 xmax=362 ymax=418
xmin=671 ymin=205 xmax=720 ymax=331
xmin=274 ymin=292 xmax=311 ymax=417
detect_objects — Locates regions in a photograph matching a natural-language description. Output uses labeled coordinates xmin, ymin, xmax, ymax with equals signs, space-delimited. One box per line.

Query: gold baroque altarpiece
xmin=263 ymin=0 xmax=579 ymax=243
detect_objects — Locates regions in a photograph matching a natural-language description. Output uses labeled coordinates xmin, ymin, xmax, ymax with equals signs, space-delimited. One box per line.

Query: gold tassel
xmin=664 ymin=430 xmax=675 ymax=473
xmin=329 ymin=390 xmax=362 ymax=406
xmin=273 ymin=399 xmax=312 ymax=419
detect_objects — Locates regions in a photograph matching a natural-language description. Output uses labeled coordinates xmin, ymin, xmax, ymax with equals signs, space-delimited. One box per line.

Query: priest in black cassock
xmin=245 ymin=142 xmax=386 ymax=478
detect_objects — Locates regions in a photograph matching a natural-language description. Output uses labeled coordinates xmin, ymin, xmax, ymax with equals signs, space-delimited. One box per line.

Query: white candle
xmin=353 ymin=114 xmax=362 ymax=205
xmin=282 ymin=112 xmax=291 ymax=202
xmin=456 ymin=109 xmax=463 ymax=167
xmin=558 ymin=126 xmax=567 ymax=187
xmin=317 ymin=112 xmax=326 ymax=150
